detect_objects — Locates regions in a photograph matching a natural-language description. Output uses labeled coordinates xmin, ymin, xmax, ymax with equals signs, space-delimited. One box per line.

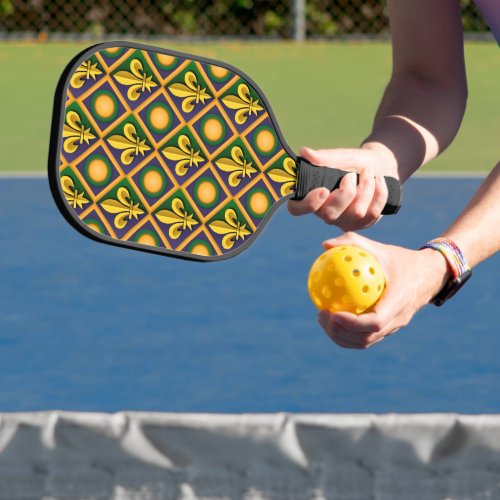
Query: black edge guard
xmin=291 ymin=157 xmax=402 ymax=215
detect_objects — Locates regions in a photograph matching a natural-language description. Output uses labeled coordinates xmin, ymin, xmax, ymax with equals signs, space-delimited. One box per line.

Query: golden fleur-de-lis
xmin=70 ymin=60 xmax=103 ymax=89
xmin=162 ymin=135 xmax=204 ymax=176
xmin=114 ymin=58 xmax=157 ymax=101
xmin=61 ymin=175 xmax=89 ymax=209
xmin=209 ymin=208 xmax=251 ymax=250
xmin=107 ymin=123 xmax=151 ymax=166
xmin=62 ymin=110 xmax=96 ymax=154
xmin=221 ymin=83 xmax=264 ymax=125
xmin=155 ymin=198 xmax=198 ymax=240
xmin=267 ymin=157 xmax=297 ymax=196
xmin=215 ymin=146 xmax=258 ymax=187
xmin=101 ymin=186 xmax=145 ymax=230
xmin=169 ymin=71 xmax=211 ymax=113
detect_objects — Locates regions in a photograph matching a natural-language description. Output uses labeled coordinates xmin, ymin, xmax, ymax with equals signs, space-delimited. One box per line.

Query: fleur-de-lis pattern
xmin=162 ymin=134 xmax=204 ymax=177
xmin=70 ymin=60 xmax=103 ymax=88
xmin=267 ymin=157 xmax=297 ymax=196
xmin=169 ymin=71 xmax=211 ymax=113
xmin=107 ymin=123 xmax=151 ymax=166
xmin=221 ymin=83 xmax=264 ymax=125
xmin=114 ymin=58 xmax=157 ymax=101
xmin=156 ymin=198 xmax=198 ymax=240
xmin=209 ymin=208 xmax=252 ymax=250
xmin=62 ymin=110 xmax=96 ymax=154
xmin=61 ymin=175 xmax=90 ymax=209
xmin=56 ymin=45 xmax=299 ymax=259
xmin=215 ymin=146 xmax=257 ymax=187
xmin=101 ymin=186 xmax=145 ymax=229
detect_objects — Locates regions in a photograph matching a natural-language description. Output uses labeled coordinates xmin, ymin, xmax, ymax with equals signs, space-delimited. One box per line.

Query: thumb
xmin=299 ymin=147 xmax=364 ymax=170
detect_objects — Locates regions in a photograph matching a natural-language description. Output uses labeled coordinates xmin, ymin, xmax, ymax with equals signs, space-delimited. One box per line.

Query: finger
xmin=299 ymin=147 xmax=366 ymax=171
xmin=322 ymin=231 xmax=370 ymax=251
xmin=315 ymin=172 xmax=357 ymax=224
xmin=343 ymin=164 xmax=376 ymax=220
xmin=368 ymin=175 xmax=389 ymax=218
xmin=288 ymin=188 xmax=330 ymax=216
xmin=319 ymin=311 xmax=372 ymax=349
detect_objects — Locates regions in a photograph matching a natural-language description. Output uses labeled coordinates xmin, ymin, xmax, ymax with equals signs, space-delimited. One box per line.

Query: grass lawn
xmin=0 ymin=40 xmax=497 ymax=172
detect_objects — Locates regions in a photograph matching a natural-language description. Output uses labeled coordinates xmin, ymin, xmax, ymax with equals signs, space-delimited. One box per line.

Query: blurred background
xmin=0 ymin=0 xmax=492 ymax=40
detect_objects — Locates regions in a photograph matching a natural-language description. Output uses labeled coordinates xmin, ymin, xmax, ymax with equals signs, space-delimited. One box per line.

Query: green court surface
xmin=0 ymin=41 xmax=497 ymax=173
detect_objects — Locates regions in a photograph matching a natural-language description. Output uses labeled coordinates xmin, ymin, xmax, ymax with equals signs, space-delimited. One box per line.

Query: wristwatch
xmin=421 ymin=238 xmax=472 ymax=306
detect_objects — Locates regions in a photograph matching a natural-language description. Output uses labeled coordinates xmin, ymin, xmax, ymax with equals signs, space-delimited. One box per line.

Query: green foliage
xmin=0 ymin=0 xmax=14 ymax=16
xmin=0 ymin=0 xmax=490 ymax=36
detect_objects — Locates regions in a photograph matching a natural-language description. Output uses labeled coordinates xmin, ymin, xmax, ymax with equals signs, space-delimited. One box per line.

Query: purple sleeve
xmin=473 ymin=0 xmax=500 ymax=45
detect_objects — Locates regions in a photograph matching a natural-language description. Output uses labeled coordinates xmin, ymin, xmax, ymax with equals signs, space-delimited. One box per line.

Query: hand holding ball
xmin=308 ymin=245 xmax=385 ymax=314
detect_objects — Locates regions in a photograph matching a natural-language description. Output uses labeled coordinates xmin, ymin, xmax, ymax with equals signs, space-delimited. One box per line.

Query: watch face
xmin=432 ymin=269 xmax=472 ymax=306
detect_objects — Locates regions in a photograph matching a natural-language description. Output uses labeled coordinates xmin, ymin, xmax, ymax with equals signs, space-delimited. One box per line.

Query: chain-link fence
xmin=0 ymin=0 xmax=491 ymax=40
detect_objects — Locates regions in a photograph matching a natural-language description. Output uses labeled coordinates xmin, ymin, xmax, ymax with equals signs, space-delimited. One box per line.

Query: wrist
xmin=418 ymin=248 xmax=453 ymax=303
xmin=361 ymin=141 xmax=399 ymax=178
xmin=418 ymin=248 xmax=452 ymax=302
xmin=420 ymin=238 xmax=472 ymax=306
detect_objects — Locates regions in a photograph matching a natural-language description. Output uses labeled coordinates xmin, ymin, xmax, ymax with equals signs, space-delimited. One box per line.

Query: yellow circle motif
xmin=203 ymin=118 xmax=224 ymax=142
xmin=149 ymin=105 xmax=170 ymax=131
xmin=157 ymin=54 xmax=176 ymax=66
xmin=210 ymin=65 xmax=229 ymax=79
xmin=249 ymin=191 xmax=270 ymax=216
xmin=197 ymin=180 xmax=217 ymax=205
xmin=87 ymin=158 xmax=109 ymax=183
xmin=307 ymin=245 xmax=385 ymax=315
xmin=256 ymin=129 xmax=275 ymax=153
xmin=143 ymin=170 xmax=164 ymax=194
xmin=94 ymin=94 xmax=115 ymax=119
xmin=87 ymin=222 xmax=102 ymax=234
xmin=137 ymin=233 xmax=157 ymax=247
xmin=191 ymin=243 xmax=211 ymax=256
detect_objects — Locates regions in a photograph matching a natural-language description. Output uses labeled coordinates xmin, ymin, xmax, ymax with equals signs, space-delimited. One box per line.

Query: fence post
xmin=293 ymin=0 xmax=306 ymax=42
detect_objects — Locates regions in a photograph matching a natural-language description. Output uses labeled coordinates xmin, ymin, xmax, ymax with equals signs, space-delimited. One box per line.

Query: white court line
xmin=0 ymin=171 xmax=47 ymax=178
xmin=414 ymin=170 xmax=487 ymax=179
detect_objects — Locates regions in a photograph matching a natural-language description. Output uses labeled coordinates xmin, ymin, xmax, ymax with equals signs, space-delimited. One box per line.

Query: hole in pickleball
xmin=378 ymin=284 xmax=382 ymax=291
xmin=359 ymin=251 xmax=366 ymax=257
xmin=342 ymin=295 xmax=351 ymax=304
xmin=344 ymin=256 xmax=352 ymax=262
xmin=362 ymin=285 xmax=369 ymax=293
xmin=369 ymin=267 xmax=376 ymax=275
xmin=313 ymin=271 xmax=321 ymax=282
xmin=322 ymin=286 xmax=331 ymax=299
xmin=352 ymin=269 xmax=360 ymax=277
xmin=334 ymin=277 xmax=344 ymax=287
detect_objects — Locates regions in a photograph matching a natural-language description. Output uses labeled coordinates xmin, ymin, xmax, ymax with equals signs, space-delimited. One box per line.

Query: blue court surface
xmin=0 ymin=176 xmax=498 ymax=413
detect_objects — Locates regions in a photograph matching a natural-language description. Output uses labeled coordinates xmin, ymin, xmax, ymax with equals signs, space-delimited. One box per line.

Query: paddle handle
xmin=292 ymin=157 xmax=402 ymax=215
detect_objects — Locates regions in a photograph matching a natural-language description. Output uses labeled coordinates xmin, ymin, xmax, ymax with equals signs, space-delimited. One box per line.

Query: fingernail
xmin=318 ymin=189 xmax=329 ymax=201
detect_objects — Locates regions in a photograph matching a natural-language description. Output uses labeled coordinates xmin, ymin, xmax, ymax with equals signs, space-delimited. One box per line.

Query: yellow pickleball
xmin=308 ymin=245 xmax=385 ymax=314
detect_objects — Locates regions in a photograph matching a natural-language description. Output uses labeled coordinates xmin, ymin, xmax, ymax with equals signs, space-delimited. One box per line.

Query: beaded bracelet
xmin=421 ymin=237 xmax=472 ymax=306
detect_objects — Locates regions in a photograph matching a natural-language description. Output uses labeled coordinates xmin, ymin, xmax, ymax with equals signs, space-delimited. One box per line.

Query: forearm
xmin=362 ymin=73 xmax=467 ymax=182
xmin=441 ymin=162 xmax=500 ymax=267
xmin=361 ymin=0 xmax=467 ymax=183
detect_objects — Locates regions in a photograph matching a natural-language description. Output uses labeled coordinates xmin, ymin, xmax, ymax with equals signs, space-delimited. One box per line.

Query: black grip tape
xmin=292 ymin=157 xmax=402 ymax=215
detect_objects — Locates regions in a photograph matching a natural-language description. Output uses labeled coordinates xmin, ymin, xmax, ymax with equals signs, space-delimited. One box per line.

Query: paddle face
xmin=49 ymin=41 xmax=298 ymax=261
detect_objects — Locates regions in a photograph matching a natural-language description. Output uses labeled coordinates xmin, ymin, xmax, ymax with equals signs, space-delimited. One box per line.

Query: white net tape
xmin=1 ymin=412 xmax=500 ymax=499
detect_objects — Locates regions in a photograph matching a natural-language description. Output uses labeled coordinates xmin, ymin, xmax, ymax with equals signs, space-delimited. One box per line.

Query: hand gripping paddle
xmin=48 ymin=41 xmax=401 ymax=262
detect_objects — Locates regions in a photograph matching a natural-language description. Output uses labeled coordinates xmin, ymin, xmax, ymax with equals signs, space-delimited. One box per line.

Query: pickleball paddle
xmin=48 ymin=41 xmax=401 ymax=261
